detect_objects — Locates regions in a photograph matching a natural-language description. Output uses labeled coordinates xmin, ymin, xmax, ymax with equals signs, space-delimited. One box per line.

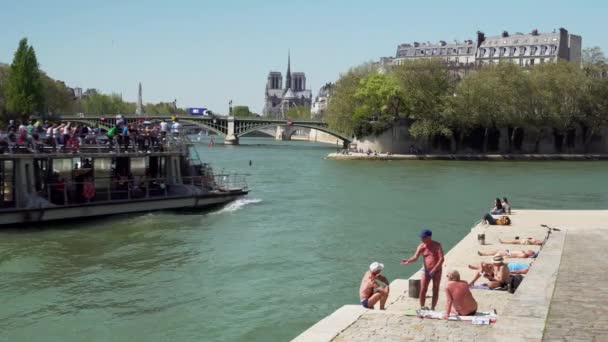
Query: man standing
xmin=401 ymin=229 xmax=444 ymax=310
xmin=444 ymin=270 xmax=478 ymax=319
xmin=359 ymin=262 xmax=390 ymax=310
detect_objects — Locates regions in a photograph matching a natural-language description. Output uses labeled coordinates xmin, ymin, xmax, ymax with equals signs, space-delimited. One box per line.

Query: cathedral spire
xmin=285 ymin=50 xmax=292 ymax=90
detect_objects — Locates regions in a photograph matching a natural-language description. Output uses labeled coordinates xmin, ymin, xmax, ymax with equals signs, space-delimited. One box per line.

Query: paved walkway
xmin=543 ymin=230 xmax=608 ymax=341
xmin=293 ymin=210 xmax=608 ymax=342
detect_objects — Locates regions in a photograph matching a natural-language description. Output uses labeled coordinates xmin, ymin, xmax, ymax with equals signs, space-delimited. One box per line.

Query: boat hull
xmin=0 ymin=190 xmax=248 ymax=227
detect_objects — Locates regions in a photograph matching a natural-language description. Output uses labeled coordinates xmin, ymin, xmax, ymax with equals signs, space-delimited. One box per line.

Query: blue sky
xmin=1 ymin=0 xmax=606 ymax=114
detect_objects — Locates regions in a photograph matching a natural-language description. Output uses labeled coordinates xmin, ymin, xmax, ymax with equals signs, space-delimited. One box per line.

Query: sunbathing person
xmin=443 ymin=270 xmax=478 ymax=319
xmin=478 ymin=249 xmax=538 ymax=258
xmin=469 ymin=261 xmax=531 ymax=275
xmin=490 ymin=198 xmax=504 ymax=215
xmin=359 ymin=262 xmax=390 ymax=310
xmin=481 ymin=213 xmax=511 ymax=225
xmin=499 ymin=237 xmax=543 ymax=245
xmin=468 ymin=262 xmax=494 ymax=286
xmin=469 ymin=255 xmax=510 ymax=289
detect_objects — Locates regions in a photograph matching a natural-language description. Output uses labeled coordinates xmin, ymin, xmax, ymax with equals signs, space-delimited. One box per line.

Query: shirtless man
xmin=443 ymin=270 xmax=478 ymax=319
xmin=359 ymin=262 xmax=390 ymax=310
xmin=401 ymin=229 xmax=445 ymax=310
xmin=478 ymin=249 xmax=538 ymax=258
xmin=468 ymin=262 xmax=495 ymax=286
xmin=499 ymin=237 xmax=543 ymax=245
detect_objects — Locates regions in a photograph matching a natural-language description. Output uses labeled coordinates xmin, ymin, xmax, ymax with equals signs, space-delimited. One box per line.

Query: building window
xmin=432 ymin=48 xmax=438 ymax=55
xmin=440 ymin=48 xmax=445 ymax=55
xmin=519 ymin=59 xmax=523 ymax=66
xmin=541 ymin=46 xmax=548 ymax=55
xmin=467 ymin=47 xmax=472 ymax=54
xmin=530 ymin=59 xmax=535 ymax=66
xmin=425 ymin=49 xmax=430 ymax=55
xmin=509 ymin=47 xmax=516 ymax=56
xmin=540 ymin=58 xmax=545 ymax=64
xmin=489 ymin=48 xmax=496 ymax=57
xmin=519 ymin=47 xmax=527 ymax=56
xmin=550 ymin=45 xmax=557 ymax=54
xmin=531 ymin=46 xmax=538 ymax=55
xmin=499 ymin=47 xmax=506 ymax=57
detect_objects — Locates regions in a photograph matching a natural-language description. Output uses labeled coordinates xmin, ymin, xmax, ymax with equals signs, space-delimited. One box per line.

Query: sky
xmin=1 ymin=0 xmax=607 ymax=114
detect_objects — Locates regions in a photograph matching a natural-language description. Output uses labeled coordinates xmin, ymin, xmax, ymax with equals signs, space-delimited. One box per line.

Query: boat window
xmin=0 ymin=160 xmax=15 ymax=208
xmin=95 ymin=158 xmax=112 ymax=190
xmin=131 ymin=157 xmax=146 ymax=177
xmin=53 ymin=158 xmax=74 ymax=182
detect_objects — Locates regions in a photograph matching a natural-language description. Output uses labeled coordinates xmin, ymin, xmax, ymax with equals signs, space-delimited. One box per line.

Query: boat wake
xmin=212 ymin=198 xmax=262 ymax=214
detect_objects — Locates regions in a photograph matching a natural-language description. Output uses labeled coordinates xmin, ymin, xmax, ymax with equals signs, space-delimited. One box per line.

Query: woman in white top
xmin=501 ymin=197 xmax=511 ymax=214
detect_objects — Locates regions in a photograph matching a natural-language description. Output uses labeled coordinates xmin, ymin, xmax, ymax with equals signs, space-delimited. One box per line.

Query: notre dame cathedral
xmin=263 ymin=53 xmax=312 ymax=118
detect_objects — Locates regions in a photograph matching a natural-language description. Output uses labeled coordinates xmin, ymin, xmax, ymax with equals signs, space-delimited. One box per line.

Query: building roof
xmin=283 ymin=88 xmax=296 ymax=99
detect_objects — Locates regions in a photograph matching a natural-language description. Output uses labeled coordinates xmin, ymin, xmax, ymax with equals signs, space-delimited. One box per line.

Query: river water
xmin=1 ymin=137 xmax=608 ymax=341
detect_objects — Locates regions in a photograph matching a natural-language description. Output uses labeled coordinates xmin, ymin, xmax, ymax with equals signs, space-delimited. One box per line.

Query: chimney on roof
xmin=476 ymin=31 xmax=485 ymax=47
xmin=502 ymin=31 xmax=509 ymax=38
xmin=414 ymin=42 xmax=419 ymax=47
xmin=531 ymin=29 xmax=539 ymax=36
xmin=439 ymin=40 xmax=447 ymax=46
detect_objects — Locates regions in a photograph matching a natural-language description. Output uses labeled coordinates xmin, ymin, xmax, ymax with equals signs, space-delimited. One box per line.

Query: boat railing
xmin=0 ymin=132 xmax=194 ymax=156
xmin=211 ymin=173 xmax=249 ymax=192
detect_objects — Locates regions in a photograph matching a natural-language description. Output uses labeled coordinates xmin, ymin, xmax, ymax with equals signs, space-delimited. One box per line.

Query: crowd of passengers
xmin=0 ymin=116 xmax=183 ymax=153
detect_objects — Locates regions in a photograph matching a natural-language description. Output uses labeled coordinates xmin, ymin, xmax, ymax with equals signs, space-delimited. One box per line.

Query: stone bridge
xmin=59 ymin=115 xmax=351 ymax=147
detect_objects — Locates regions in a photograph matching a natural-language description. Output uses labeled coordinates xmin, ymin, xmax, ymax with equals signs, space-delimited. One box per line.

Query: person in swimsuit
xmin=478 ymin=249 xmax=538 ymax=258
xmin=468 ymin=262 xmax=495 ymax=286
xmin=444 ymin=270 xmax=478 ymax=319
xmin=359 ymin=262 xmax=390 ymax=310
xmin=499 ymin=237 xmax=543 ymax=245
xmin=481 ymin=213 xmax=511 ymax=225
xmin=469 ymin=261 xmax=532 ymax=275
xmin=401 ymin=229 xmax=445 ymax=310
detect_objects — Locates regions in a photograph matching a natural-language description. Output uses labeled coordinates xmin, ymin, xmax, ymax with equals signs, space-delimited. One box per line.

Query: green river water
xmin=1 ymin=137 xmax=607 ymax=341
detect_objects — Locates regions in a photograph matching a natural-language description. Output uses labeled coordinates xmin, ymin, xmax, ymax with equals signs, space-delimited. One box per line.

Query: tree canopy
xmin=5 ymin=38 xmax=44 ymax=119
xmin=325 ymin=52 xmax=608 ymax=151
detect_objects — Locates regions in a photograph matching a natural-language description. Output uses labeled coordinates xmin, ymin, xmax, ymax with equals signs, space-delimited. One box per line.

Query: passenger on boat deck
xmin=401 ymin=229 xmax=444 ymax=310
xmin=490 ymin=198 xmax=504 ymax=214
xmin=478 ymin=249 xmax=539 ymax=258
xmin=499 ymin=237 xmax=543 ymax=245
xmin=501 ymin=197 xmax=512 ymax=214
xmin=443 ymin=270 xmax=478 ymax=319
xmin=468 ymin=261 xmax=532 ymax=275
xmin=469 ymin=255 xmax=510 ymax=289
xmin=481 ymin=213 xmax=511 ymax=225
xmin=359 ymin=262 xmax=390 ymax=310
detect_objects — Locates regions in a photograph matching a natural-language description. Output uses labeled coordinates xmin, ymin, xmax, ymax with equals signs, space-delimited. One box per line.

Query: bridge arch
xmin=236 ymin=123 xmax=350 ymax=144
xmin=180 ymin=119 xmax=227 ymax=137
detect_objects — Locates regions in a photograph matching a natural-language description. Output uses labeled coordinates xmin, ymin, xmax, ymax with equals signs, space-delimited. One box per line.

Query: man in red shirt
xmin=401 ymin=229 xmax=445 ymax=310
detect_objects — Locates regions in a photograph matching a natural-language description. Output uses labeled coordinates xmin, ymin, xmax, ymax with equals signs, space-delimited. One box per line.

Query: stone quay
xmin=293 ymin=210 xmax=608 ymax=342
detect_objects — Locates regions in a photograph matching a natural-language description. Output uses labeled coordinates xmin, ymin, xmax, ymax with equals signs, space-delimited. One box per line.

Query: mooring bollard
xmin=478 ymin=233 xmax=485 ymax=245
xmin=409 ymin=279 xmax=420 ymax=298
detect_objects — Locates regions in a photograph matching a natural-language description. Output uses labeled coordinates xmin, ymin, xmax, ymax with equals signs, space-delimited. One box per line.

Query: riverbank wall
xmin=326 ymin=153 xmax=608 ymax=161
xmin=351 ymin=123 xmax=608 ymax=155
xmin=292 ymin=210 xmax=608 ymax=341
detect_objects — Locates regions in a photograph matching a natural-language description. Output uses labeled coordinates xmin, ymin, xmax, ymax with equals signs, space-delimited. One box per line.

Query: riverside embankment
xmin=293 ymin=210 xmax=608 ymax=342
xmin=327 ymin=152 xmax=608 ymax=161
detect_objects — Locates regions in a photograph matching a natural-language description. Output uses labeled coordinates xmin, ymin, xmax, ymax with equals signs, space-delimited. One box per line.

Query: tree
xmin=390 ymin=59 xmax=453 ymax=140
xmin=232 ymin=105 xmax=253 ymax=118
xmin=0 ymin=64 xmax=9 ymax=120
xmin=351 ymin=73 xmax=403 ymax=137
xmin=5 ymin=38 xmax=44 ymax=119
xmin=579 ymin=76 xmax=608 ymax=151
xmin=582 ymin=47 xmax=606 ymax=66
xmin=42 ymin=76 xmax=75 ymax=115
xmin=325 ymin=63 xmax=376 ymax=137
xmin=284 ymin=105 xmax=311 ymax=120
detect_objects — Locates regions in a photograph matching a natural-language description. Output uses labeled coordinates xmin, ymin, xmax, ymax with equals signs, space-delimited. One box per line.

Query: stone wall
xmin=352 ymin=123 xmax=608 ymax=154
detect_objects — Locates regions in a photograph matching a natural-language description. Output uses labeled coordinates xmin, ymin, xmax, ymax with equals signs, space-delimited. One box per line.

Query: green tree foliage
xmin=390 ymin=59 xmax=453 ymax=138
xmin=284 ymin=105 xmax=311 ymax=120
xmin=325 ymin=63 xmax=376 ymax=138
xmin=232 ymin=105 xmax=253 ymax=117
xmin=82 ymin=92 xmax=134 ymax=114
xmin=0 ymin=64 xmax=9 ymax=119
xmin=42 ymin=75 xmax=75 ymax=114
xmin=5 ymin=38 xmax=44 ymax=119
xmin=327 ymin=56 xmax=608 ymax=151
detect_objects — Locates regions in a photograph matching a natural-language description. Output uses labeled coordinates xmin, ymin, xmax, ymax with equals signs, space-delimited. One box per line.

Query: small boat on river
xmin=0 ymin=133 xmax=248 ymax=226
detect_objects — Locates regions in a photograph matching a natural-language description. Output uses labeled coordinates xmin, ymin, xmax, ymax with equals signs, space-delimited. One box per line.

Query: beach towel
xmin=405 ymin=309 xmax=497 ymax=323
